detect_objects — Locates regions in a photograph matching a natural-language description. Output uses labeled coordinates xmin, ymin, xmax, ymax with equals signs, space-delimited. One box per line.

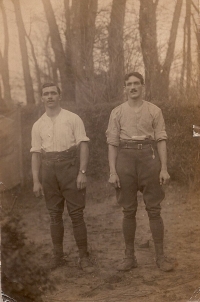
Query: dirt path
xmin=20 ymin=182 xmax=200 ymax=302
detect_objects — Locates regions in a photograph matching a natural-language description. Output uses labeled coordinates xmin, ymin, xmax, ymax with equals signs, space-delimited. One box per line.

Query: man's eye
xmin=51 ymin=92 xmax=57 ymax=95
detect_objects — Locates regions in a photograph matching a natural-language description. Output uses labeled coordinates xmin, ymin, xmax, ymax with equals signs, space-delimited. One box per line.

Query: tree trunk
xmin=70 ymin=0 xmax=98 ymax=103
xmin=196 ymin=27 xmax=200 ymax=103
xmin=180 ymin=19 xmax=186 ymax=90
xmin=139 ymin=0 xmax=160 ymax=101
xmin=11 ymin=0 xmax=35 ymax=104
xmin=0 ymin=0 xmax=12 ymax=106
xmin=139 ymin=0 xmax=183 ymax=101
xmin=25 ymin=33 xmax=42 ymax=96
xmin=0 ymin=81 xmax=3 ymax=105
xmin=42 ymin=0 xmax=75 ymax=102
xmin=80 ymin=0 xmax=98 ymax=78
xmin=186 ymin=0 xmax=191 ymax=94
xmin=158 ymin=0 xmax=183 ymax=99
xmin=108 ymin=0 xmax=126 ymax=102
xmin=64 ymin=0 xmax=76 ymax=103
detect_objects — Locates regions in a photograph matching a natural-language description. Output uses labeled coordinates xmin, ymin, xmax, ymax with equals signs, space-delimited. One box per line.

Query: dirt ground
xmin=11 ymin=180 xmax=200 ymax=302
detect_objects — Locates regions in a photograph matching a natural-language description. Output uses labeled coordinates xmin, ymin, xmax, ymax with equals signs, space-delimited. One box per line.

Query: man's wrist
xmin=110 ymin=171 xmax=117 ymax=176
xmin=161 ymin=168 xmax=168 ymax=172
xmin=33 ymin=179 xmax=40 ymax=184
xmin=79 ymin=169 xmax=87 ymax=175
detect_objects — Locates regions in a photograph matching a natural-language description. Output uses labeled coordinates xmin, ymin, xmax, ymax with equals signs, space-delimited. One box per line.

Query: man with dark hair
xmin=31 ymin=83 xmax=94 ymax=273
xmin=106 ymin=72 xmax=175 ymax=272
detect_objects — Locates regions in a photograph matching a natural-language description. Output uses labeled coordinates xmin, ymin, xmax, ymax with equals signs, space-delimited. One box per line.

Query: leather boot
xmin=50 ymin=244 xmax=67 ymax=270
xmin=78 ymin=249 xmax=94 ymax=274
xmin=117 ymin=249 xmax=138 ymax=271
xmin=155 ymin=243 xmax=176 ymax=272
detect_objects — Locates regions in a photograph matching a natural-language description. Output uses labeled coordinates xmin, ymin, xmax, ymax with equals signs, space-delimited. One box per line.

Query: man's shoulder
xmin=111 ymin=102 xmax=126 ymax=116
xmin=32 ymin=113 xmax=46 ymax=128
xmin=61 ymin=108 xmax=81 ymax=121
xmin=144 ymin=101 xmax=162 ymax=113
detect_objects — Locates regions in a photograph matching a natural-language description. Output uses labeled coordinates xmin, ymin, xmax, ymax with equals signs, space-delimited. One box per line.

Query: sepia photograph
xmin=0 ymin=0 xmax=200 ymax=301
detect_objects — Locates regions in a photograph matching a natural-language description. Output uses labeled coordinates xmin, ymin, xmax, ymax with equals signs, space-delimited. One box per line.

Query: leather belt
xmin=119 ymin=140 xmax=155 ymax=149
xmin=41 ymin=146 xmax=77 ymax=160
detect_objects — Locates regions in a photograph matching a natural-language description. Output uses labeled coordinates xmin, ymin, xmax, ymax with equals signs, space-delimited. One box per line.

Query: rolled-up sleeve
xmin=74 ymin=116 xmax=90 ymax=145
xmin=30 ymin=122 xmax=42 ymax=153
xmin=153 ymin=110 xmax=167 ymax=141
xmin=106 ymin=111 xmax=120 ymax=146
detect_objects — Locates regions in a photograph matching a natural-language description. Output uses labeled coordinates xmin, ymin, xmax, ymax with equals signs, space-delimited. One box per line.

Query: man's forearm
xmin=108 ymin=144 xmax=118 ymax=173
xmin=79 ymin=142 xmax=89 ymax=171
xmin=157 ymin=140 xmax=168 ymax=171
xmin=32 ymin=152 xmax=41 ymax=183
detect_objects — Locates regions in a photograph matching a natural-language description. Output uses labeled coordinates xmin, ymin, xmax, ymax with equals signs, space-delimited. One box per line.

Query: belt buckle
xmin=137 ymin=144 xmax=143 ymax=150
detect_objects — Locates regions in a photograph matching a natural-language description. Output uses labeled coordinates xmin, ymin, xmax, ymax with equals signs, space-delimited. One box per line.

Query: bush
xmin=1 ymin=214 xmax=55 ymax=302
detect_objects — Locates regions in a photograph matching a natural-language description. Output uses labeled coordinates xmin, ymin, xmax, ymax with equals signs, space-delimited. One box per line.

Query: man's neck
xmin=46 ymin=106 xmax=61 ymax=117
xmin=128 ymin=98 xmax=143 ymax=108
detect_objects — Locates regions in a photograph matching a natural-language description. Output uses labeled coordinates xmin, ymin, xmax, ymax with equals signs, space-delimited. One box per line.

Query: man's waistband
xmin=119 ymin=140 xmax=156 ymax=150
xmin=41 ymin=146 xmax=77 ymax=160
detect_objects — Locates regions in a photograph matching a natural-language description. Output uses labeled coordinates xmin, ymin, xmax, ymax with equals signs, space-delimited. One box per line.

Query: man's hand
xmin=33 ymin=181 xmax=44 ymax=198
xmin=159 ymin=169 xmax=170 ymax=185
xmin=109 ymin=173 xmax=121 ymax=188
xmin=77 ymin=173 xmax=87 ymax=190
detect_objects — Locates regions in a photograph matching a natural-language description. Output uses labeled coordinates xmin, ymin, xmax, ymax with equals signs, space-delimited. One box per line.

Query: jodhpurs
xmin=116 ymin=143 xmax=165 ymax=219
xmin=41 ymin=148 xmax=87 ymax=251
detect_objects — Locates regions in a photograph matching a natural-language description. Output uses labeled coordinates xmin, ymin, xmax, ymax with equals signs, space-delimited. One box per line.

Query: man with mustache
xmin=31 ymin=83 xmax=94 ymax=273
xmin=106 ymin=72 xmax=175 ymax=272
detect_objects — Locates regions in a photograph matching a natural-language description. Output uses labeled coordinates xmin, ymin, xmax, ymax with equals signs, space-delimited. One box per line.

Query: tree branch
xmin=163 ymin=0 xmax=183 ymax=71
xmin=191 ymin=1 xmax=199 ymax=13
xmin=154 ymin=0 xmax=159 ymax=9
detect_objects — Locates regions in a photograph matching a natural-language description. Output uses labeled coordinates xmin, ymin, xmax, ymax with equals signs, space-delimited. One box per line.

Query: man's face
xmin=41 ymin=86 xmax=60 ymax=109
xmin=125 ymin=75 xmax=143 ymax=100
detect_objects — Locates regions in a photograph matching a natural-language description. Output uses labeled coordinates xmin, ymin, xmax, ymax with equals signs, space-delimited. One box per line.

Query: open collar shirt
xmin=31 ymin=108 xmax=89 ymax=153
xmin=106 ymin=101 xmax=167 ymax=146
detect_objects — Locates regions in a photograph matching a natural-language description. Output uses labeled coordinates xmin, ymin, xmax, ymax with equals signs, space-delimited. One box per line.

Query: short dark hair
xmin=124 ymin=72 xmax=144 ymax=85
xmin=41 ymin=83 xmax=61 ymax=96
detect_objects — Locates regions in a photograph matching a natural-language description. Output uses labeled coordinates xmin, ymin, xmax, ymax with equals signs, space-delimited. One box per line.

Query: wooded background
xmin=0 ymin=0 xmax=199 ymax=107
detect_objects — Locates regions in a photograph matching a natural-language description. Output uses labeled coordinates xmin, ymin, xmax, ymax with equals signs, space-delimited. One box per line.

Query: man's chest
xmin=120 ymin=110 xmax=154 ymax=130
xmin=39 ymin=120 xmax=74 ymax=141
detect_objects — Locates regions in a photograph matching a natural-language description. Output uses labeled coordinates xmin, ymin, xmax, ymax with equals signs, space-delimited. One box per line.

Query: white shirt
xmin=30 ymin=108 xmax=89 ymax=152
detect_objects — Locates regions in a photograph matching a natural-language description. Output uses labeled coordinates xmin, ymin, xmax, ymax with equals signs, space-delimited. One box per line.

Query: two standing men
xmin=31 ymin=73 xmax=175 ymax=273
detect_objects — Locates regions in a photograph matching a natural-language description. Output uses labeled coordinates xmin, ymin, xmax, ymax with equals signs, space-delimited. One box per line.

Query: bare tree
xmin=139 ymin=0 xmax=183 ymax=101
xmin=41 ymin=0 xmax=75 ymax=102
xmin=11 ymin=0 xmax=35 ymax=104
xmin=108 ymin=0 xmax=126 ymax=101
xmin=180 ymin=19 xmax=187 ymax=91
xmin=0 ymin=81 xmax=3 ymax=105
xmin=0 ymin=0 xmax=12 ymax=106
xmin=186 ymin=0 xmax=192 ymax=94
xmin=70 ymin=0 xmax=98 ymax=102
xmin=25 ymin=33 xmax=42 ymax=94
xmin=191 ymin=1 xmax=199 ymax=100
xmin=64 ymin=0 xmax=76 ymax=102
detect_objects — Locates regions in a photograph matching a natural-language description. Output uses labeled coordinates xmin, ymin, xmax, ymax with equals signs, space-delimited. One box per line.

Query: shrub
xmin=1 ymin=214 xmax=55 ymax=302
